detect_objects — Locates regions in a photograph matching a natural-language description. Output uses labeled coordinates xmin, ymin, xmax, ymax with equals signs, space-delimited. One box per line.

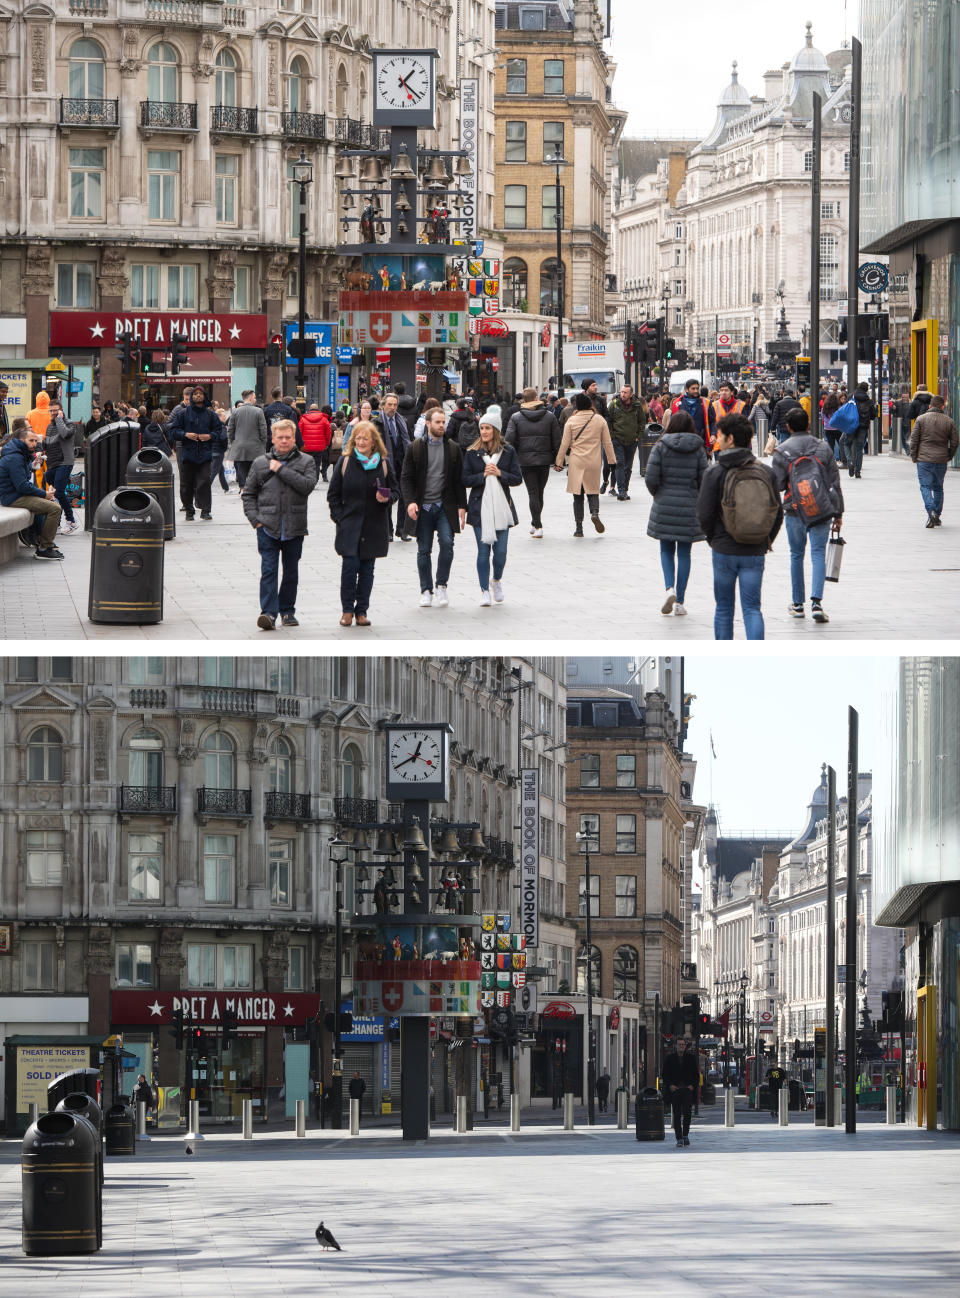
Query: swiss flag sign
xmin=369 ymin=312 xmax=392 ymax=344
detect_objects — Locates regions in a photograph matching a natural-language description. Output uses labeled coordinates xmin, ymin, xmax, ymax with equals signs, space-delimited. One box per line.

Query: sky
xmin=608 ymin=0 xmax=860 ymax=139
xmin=683 ymin=654 xmax=894 ymax=841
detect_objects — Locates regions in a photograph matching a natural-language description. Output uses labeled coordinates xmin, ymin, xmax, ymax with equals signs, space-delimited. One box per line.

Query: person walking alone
xmin=167 ymin=386 xmax=225 ymax=520
xmin=462 ymin=410 xmax=522 ymax=606
xmin=910 ymin=394 xmax=958 ymax=527
xmin=504 ymin=386 xmax=561 ymax=538
xmin=606 ymin=384 xmax=646 ymax=500
xmin=845 ymin=383 xmax=876 ymax=479
xmin=298 ymin=402 xmax=332 ymax=484
xmin=663 ymin=1037 xmax=699 ymax=1147
xmin=226 ymin=390 xmax=269 ymax=489
xmin=401 ymin=405 xmax=467 ymax=608
xmin=553 ymin=392 xmax=617 ymax=537
xmin=348 ymin=1071 xmax=366 ymax=1127
xmin=327 ymin=419 xmax=396 ymax=626
xmin=644 ymin=409 xmax=708 ymax=617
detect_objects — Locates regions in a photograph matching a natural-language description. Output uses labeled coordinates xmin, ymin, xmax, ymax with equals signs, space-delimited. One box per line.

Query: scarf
xmin=353 ymin=446 xmax=381 ymax=470
xmin=479 ymin=450 xmax=514 ymax=544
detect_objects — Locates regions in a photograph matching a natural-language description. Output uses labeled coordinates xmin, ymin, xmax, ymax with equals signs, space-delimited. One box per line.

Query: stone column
xmin=23 ymin=247 xmax=52 ymax=366
xmin=85 ymin=927 xmax=114 ymax=1038
xmin=118 ymin=33 xmax=142 ymax=227
xmin=206 ymin=249 xmax=236 ymax=404
xmin=261 ymin=250 xmax=290 ymax=394
xmin=192 ymin=36 xmax=215 ymax=232
xmin=176 ymin=720 xmax=200 ymax=905
xmin=262 ymin=933 xmax=288 ymax=1119
xmin=96 ymin=248 xmax=128 ymax=403
xmin=157 ymin=928 xmax=186 ymax=1092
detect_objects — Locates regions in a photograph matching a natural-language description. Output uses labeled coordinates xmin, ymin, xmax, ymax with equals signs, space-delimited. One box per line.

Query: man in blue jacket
xmin=166 ymin=386 xmax=225 ymax=520
xmin=0 ymin=425 xmax=63 ymax=558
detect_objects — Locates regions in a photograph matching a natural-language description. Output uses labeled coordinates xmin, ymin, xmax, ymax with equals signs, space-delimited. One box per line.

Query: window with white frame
xmin=504 ymin=184 xmax=526 ymax=229
xmin=187 ymin=943 xmax=253 ymax=988
xmin=147 ymin=41 xmax=178 ymax=102
xmin=215 ymin=154 xmax=238 ymax=225
xmin=505 ymin=121 xmax=526 ymax=163
xmin=230 ymin=265 xmax=250 ymax=311
xmin=616 ymin=754 xmax=636 ymax=787
xmin=147 ymin=150 xmax=179 ymax=222
xmin=803 ymin=151 xmax=814 ymax=172
xmin=69 ymin=37 xmax=105 ymax=99
xmin=616 ymin=814 xmax=636 ymax=853
xmin=269 ymin=838 xmax=292 ymax=906
xmin=820 ymin=233 xmax=839 ymax=300
xmin=215 ymin=48 xmax=237 ymax=107
xmin=26 ymin=830 xmax=64 ymax=886
xmin=615 ymin=875 xmax=637 ymax=916
xmin=69 ymin=148 xmax=104 ymax=220
xmin=285 ymin=945 xmax=305 ymax=990
xmin=540 ymin=876 xmax=554 ymax=914
xmin=23 ymin=940 xmax=56 ymax=990
xmin=268 ymin=735 xmax=292 ymax=793
xmin=221 ymin=944 xmax=253 ymax=987
xmin=116 ymin=942 xmax=153 ymax=988
xmin=57 ymin=262 xmax=95 ymax=309
xmin=128 ymin=831 xmax=162 ymax=901
xmin=203 ymin=732 xmax=236 ymax=790
xmin=203 ymin=833 xmax=235 ymax=903
xmin=539 ymin=816 xmax=553 ymax=857
xmin=130 ymin=263 xmax=197 ymax=311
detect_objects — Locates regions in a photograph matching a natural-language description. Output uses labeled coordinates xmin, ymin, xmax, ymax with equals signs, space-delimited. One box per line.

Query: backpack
xmin=720 ymin=459 xmax=780 ymax=546
xmin=830 ymin=399 xmax=860 ymax=435
xmin=781 ymin=446 xmax=837 ymax=528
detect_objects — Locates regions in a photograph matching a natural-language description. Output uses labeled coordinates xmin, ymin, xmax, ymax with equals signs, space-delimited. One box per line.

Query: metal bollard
xmin=562 ymin=1092 xmax=575 ymax=1131
xmin=455 ymin=1095 xmax=467 ymax=1133
xmin=617 ymin=1090 xmax=628 ymax=1129
xmin=242 ymin=1099 xmax=253 ymax=1140
xmin=349 ymin=1098 xmax=360 ymax=1136
xmin=724 ymin=1087 xmax=735 ymax=1127
xmin=137 ymin=1101 xmax=151 ymax=1142
xmin=296 ymin=1098 xmax=306 ymax=1138
xmin=886 ymin=1085 xmax=898 ymax=1125
xmin=510 ymin=1093 xmax=520 ymax=1132
xmin=28 ymin=1103 xmax=39 ymax=1125
xmin=833 ymin=1087 xmax=843 ymax=1125
xmin=778 ymin=1089 xmax=789 ymax=1127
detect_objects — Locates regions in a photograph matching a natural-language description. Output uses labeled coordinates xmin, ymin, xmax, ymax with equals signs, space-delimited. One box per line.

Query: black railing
xmin=140 ymin=100 xmax=198 ymax=130
xmin=282 ymin=110 xmax=326 ymax=140
xmin=212 ymin=105 xmax=258 ymax=134
xmin=60 ymin=97 xmax=119 ymax=127
xmin=118 ymin=784 xmax=177 ymax=814
xmin=129 ymin=687 xmax=167 ymax=708
xmin=334 ymin=796 xmax=378 ymax=825
xmin=200 ymin=687 xmax=255 ymax=714
xmin=332 ymin=117 xmax=386 ymax=148
xmin=196 ymin=787 xmax=252 ymax=816
xmin=265 ymin=791 xmax=311 ymax=821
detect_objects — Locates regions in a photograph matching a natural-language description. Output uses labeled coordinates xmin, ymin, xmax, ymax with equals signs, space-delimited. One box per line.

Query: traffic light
xmin=131 ymin=340 xmax=142 ymax=374
xmin=140 ymin=350 xmax=154 ymax=374
xmin=665 ymin=336 xmax=676 ymax=362
xmin=266 ymin=339 xmax=283 ymax=367
xmin=170 ymin=1008 xmax=184 ymax=1049
xmin=673 ymin=348 xmax=688 ymax=368
xmin=222 ymin=1008 xmax=238 ymax=1048
xmin=171 ymin=332 xmax=189 ymax=376
xmin=115 ymin=330 xmax=133 ymax=372
xmin=757 ymin=1039 xmax=765 ymax=1060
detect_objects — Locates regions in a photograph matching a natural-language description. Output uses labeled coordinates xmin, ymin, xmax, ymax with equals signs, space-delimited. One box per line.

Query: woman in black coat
xmin=327 ymin=419 xmax=397 ymax=627
xmin=142 ymin=410 xmax=173 ymax=455
xmin=644 ymin=410 xmax=708 ymax=618
xmin=462 ymin=414 xmax=522 ymax=606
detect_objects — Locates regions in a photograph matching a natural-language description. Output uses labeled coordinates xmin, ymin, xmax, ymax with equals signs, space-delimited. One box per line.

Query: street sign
xmin=285 ymin=321 xmax=332 ymax=366
xmin=45 ymin=358 xmax=67 ymax=372
xmin=716 ymin=332 xmax=731 ymax=354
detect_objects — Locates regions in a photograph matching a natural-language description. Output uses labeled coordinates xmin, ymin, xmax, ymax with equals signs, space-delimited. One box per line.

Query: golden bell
xmin=375 ymin=220 xmax=386 ymax=237
xmin=403 ymin=819 xmax=427 ymax=853
xmin=409 ymin=887 xmax=422 ymax=906
xmin=394 ymin=190 xmax=411 ymax=212
xmin=396 ymin=218 xmax=409 ymax=236
xmin=441 ymin=827 xmax=460 ymax=854
xmin=374 ymin=828 xmax=395 ymax=855
xmin=454 ymin=154 xmax=472 ymax=176
xmin=424 ymin=156 xmax=449 ymax=184
xmin=335 ymin=155 xmax=354 ymax=179
xmin=360 ymin=156 xmax=386 ymax=184
xmin=468 ymin=827 xmax=485 ymax=850
xmin=391 ymin=151 xmax=416 ymax=180
xmin=352 ymin=827 xmax=369 ymax=852
xmin=340 ymin=192 xmax=355 ymax=211
xmin=408 ymin=863 xmax=424 ymax=883
xmin=355 ymin=865 xmax=369 ymax=883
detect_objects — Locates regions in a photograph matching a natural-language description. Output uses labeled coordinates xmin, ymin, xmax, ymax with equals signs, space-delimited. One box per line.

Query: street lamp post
xmin=292 ymin=149 xmax=314 ymax=408
xmin=328 ymin=831 xmax=348 ymax=1129
xmin=739 ymin=970 xmax=748 ymax=1089
xmin=551 ymin=149 xmax=569 ymax=390
xmin=576 ymin=827 xmax=598 ymax=1125
xmin=660 ymin=283 xmax=672 ymax=385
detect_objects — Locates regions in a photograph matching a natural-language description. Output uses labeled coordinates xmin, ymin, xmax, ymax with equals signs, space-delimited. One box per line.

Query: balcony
xmin=282 ymin=111 xmax=327 ymax=141
xmin=129 ymin=687 xmax=167 ymax=709
xmin=212 ymin=105 xmax=258 ymax=135
xmin=265 ymin=791 xmax=312 ymax=822
xmin=60 ymin=97 xmax=119 ymax=128
xmin=276 ymin=695 xmax=301 ymax=718
xmin=332 ymin=117 xmax=387 ymax=148
xmin=223 ymin=3 xmax=246 ymax=23
xmin=69 ymin=0 xmax=109 ymax=11
xmin=334 ymin=797 xmax=378 ymax=825
xmin=199 ymin=686 xmax=255 ymax=715
xmin=140 ymin=0 xmax=222 ymax=23
xmin=118 ymin=784 xmax=177 ymax=814
xmin=140 ymin=100 xmax=198 ymax=132
xmin=196 ymin=787 xmax=252 ymax=817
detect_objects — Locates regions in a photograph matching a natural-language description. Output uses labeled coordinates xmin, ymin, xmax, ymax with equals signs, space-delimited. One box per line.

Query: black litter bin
xmin=22 ymin=1110 xmax=100 ymax=1256
xmin=47 ymin=1066 xmax=100 ymax=1113
xmin=701 ymin=1081 xmax=717 ymax=1106
xmin=126 ymin=447 xmax=176 ymax=541
xmin=639 ymin=421 xmax=662 ymax=476
xmin=635 ymin=1087 xmax=665 ymax=1141
xmin=104 ymin=1101 xmax=136 ymax=1155
xmin=88 ymin=488 xmax=165 ymax=624
xmin=788 ymin=1078 xmax=805 ymax=1111
xmin=84 ymin=420 xmax=142 ymax=531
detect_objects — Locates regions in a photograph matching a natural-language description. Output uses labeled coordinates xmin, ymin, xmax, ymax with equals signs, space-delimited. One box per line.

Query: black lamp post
xmin=292 ymin=149 xmax=314 ymax=407
xmin=328 ymin=831 xmax=348 ymax=1129
xmin=739 ymin=970 xmax=748 ymax=1087
xmin=551 ymin=148 xmax=569 ymax=389
xmin=576 ymin=827 xmax=598 ymax=1125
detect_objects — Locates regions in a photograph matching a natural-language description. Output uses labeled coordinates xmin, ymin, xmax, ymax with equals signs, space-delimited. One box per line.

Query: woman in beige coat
xmin=554 ymin=392 xmax=618 ymax=535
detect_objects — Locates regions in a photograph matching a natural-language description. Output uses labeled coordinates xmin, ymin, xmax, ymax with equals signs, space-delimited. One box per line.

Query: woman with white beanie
xmin=461 ymin=409 xmax=522 ymax=605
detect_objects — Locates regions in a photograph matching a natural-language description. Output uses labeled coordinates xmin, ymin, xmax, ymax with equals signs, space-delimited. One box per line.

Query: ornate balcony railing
xmin=223 ymin=3 xmax=246 ymax=23
xmin=69 ymin=0 xmax=108 ymax=12
xmin=129 ymin=687 xmax=167 ymax=709
xmin=199 ymin=686 xmax=255 ymax=714
xmin=334 ymin=797 xmax=378 ymax=825
xmin=118 ymin=784 xmax=177 ymax=814
xmin=282 ymin=111 xmax=327 ymax=141
xmin=60 ymin=97 xmax=119 ymax=127
xmin=144 ymin=0 xmax=202 ymax=21
xmin=140 ymin=100 xmax=198 ymax=131
xmin=276 ymin=695 xmax=301 ymax=718
xmin=212 ymin=105 xmax=258 ymax=134
xmin=265 ymin=791 xmax=312 ymax=821
xmin=332 ymin=117 xmax=386 ymax=148
xmin=196 ymin=787 xmax=252 ymax=817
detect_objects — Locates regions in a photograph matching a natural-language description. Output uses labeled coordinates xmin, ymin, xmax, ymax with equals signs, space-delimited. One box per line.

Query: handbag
xmin=331 ymin=426 xmax=344 ymax=452
xmin=825 ymin=519 xmax=845 ymax=582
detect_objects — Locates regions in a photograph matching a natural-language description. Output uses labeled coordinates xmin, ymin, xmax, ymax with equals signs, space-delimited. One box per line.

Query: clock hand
xmin=395 ymin=753 xmax=418 ymax=768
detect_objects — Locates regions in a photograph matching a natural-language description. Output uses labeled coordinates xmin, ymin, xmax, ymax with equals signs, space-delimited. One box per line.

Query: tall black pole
xmin=584 ymin=841 xmax=596 ymax=1125
xmin=826 ymin=764 xmax=837 ymax=1127
xmin=845 ymin=708 xmax=859 ymax=1134
xmin=810 ymin=91 xmax=822 ymax=437
xmin=555 ymin=153 xmax=564 ymax=389
xmin=297 ymin=173 xmax=308 ymax=404
xmin=331 ymin=849 xmax=343 ymax=1128
xmin=846 ymin=38 xmax=862 ymax=394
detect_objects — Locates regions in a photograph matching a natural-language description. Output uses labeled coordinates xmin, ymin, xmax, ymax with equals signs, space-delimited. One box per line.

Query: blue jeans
xmin=416 ymin=505 xmax=455 ymax=591
xmin=843 ymin=430 xmax=866 ymax=474
xmin=613 ymin=440 xmax=638 ymax=496
xmin=51 ymin=464 xmax=75 ymax=523
xmin=256 ymin=528 xmax=303 ymax=618
xmin=340 ymin=554 xmax=376 ymax=614
xmin=784 ymin=513 xmax=831 ymax=605
xmin=917 ymin=461 xmax=947 ymax=516
xmin=659 ymin=540 xmax=692 ymax=601
xmin=474 ymin=526 xmax=508 ymax=589
xmin=712 ymin=551 xmax=765 ymax=640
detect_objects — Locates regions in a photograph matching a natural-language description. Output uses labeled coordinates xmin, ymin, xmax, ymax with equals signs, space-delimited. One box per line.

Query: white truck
xmin=561 ymin=340 xmax=624 ymax=398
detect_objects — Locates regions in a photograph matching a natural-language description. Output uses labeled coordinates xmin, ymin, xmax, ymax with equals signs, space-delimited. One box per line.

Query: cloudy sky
xmin=609 ymin=0 xmax=861 ymax=139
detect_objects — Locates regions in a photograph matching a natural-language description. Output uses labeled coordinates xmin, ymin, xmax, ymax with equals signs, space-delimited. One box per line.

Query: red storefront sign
xmin=49 ymin=311 xmax=268 ymax=349
xmin=542 ymin=1000 xmax=577 ymax=1020
xmin=111 ymin=989 xmax=322 ymax=1027
xmin=475 ymin=317 xmax=509 ymax=339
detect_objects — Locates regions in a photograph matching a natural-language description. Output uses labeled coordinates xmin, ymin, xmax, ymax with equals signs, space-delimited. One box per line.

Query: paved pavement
xmin=2 ymin=449 xmax=958 ymax=641
xmin=3 ymin=1112 xmax=959 ymax=1295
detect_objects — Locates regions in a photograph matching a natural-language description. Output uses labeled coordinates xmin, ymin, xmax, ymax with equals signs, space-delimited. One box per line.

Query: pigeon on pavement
xmin=315 ymin=1222 xmax=342 ymax=1251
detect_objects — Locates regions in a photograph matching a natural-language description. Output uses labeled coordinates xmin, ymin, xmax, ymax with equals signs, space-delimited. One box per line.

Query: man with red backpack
xmin=770 ymin=406 xmax=844 ymax=624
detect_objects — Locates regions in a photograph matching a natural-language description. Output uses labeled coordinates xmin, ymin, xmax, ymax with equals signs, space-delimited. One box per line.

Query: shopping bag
xmin=825 ymin=520 xmax=845 ymax=582
xmin=830 ymin=400 xmax=860 ymax=436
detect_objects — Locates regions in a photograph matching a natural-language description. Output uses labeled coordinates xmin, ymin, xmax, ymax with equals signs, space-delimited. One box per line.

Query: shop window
xmin=57 ymin=262 xmax=95 ymax=308
xmin=128 ymin=831 xmax=163 ymax=901
xmin=269 ymin=838 xmax=292 ymax=906
xmin=26 ymin=830 xmax=64 ymax=886
xmin=615 ymin=875 xmax=637 ymax=916
xmin=116 ymin=942 xmax=154 ymax=988
xmin=27 ymin=727 xmax=64 ymax=783
xmin=203 ymin=834 xmax=235 ymax=903
xmin=23 ymin=940 xmax=56 ymax=990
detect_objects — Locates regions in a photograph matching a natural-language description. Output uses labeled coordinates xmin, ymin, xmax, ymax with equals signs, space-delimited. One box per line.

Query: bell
xmin=335 ymin=155 xmax=354 ymax=179
xmin=394 ymin=189 xmax=411 ymax=212
xmin=375 ymin=220 xmax=386 ymax=237
xmin=383 ymin=865 xmax=397 ymax=885
xmin=449 ymin=192 xmax=463 ymax=209
xmin=356 ymin=865 xmax=369 ymax=883
xmin=403 ymin=818 xmax=427 ymax=853
xmin=374 ymin=828 xmax=396 ymax=855
xmin=454 ymin=154 xmax=472 ymax=176
xmin=424 ymin=156 xmax=449 ymax=184
xmin=391 ymin=150 xmax=415 ymax=180
xmin=409 ymin=888 xmax=422 ymax=907
xmin=468 ymin=827 xmax=485 ymax=850
xmin=360 ymin=156 xmax=386 ymax=184
xmin=352 ymin=827 xmax=369 ymax=852
xmin=441 ymin=827 xmax=460 ymax=854
xmin=408 ymin=863 xmax=424 ymax=883
xmin=340 ymin=192 xmax=355 ymax=211
xmin=396 ymin=218 xmax=409 ymax=236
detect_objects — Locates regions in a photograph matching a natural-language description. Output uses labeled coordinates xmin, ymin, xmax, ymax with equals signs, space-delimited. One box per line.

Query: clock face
xmin=376 ymin=55 xmax=431 ymax=111
xmin=388 ymin=729 xmax=444 ymax=784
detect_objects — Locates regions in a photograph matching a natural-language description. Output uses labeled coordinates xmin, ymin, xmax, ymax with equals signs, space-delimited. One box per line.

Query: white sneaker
xmin=491 ymin=579 xmax=504 ymax=603
xmin=64 ymin=520 xmax=81 ymax=535
xmin=419 ymin=591 xmax=433 ymax=608
xmin=479 ymin=589 xmax=492 ymax=607
xmin=661 ymin=588 xmax=676 ymax=615
xmin=674 ymin=602 xmax=687 ymax=616
xmin=433 ymin=585 xmax=449 ymax=608
xmin=531 ymin=527 xmax=543 ymax=538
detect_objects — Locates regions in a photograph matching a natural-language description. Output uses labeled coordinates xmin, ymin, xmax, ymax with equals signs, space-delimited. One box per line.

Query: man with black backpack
xmin=770 ymin=406 xmax=844 ymax=623
xmin=697 ymin=413 xmax=782 ymax=640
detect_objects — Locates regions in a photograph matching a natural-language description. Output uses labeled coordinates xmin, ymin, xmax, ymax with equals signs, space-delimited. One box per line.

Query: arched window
xmin=335 ymin=62 xmax=348 ymax=117
xmin=540 ymin=257 xmax=562 ymax=314
xmin=341 ymin=743 xmax=362 ymax=798
xmin=147 ymin=42 xmax=179 ymax=103
xmin=286 ymin=57 xmax=307 ymax=114
xmin=577 ymin=943 xmax=601 ymax=997
xmin=269 ymin=735 xmax=292 ymax=794
xmin=129 ymin=729 xmax=163 ymax=788
xmin=28 ymin=727 xmax=63 ymax=782
xmin=69 ymin=38 xmax=105 ymax=100
xmin=203 ymin=731 xmax=235 ymax=790
xmin=613 ymin=945 xmax=639 ymax=1002
xmin=503 ymin=258 xmax=528 ymax=309
xmin=215 ymin=48 xmax=237 ymax=108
